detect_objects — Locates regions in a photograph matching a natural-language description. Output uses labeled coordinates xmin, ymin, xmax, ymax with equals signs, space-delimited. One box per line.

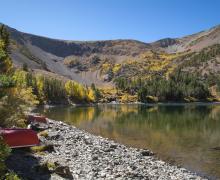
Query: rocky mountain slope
xmin=3 ymin=23 xmax=220 ymax=87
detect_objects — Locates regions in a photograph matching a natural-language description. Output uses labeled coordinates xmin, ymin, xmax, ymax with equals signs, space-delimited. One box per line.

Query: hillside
xmin=3 ymin=23 xmax=220 ymax=89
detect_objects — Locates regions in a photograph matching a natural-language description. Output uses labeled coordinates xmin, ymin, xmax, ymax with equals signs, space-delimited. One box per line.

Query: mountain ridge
xmin=2 ymin=22 xmax=219 ymax=44
xmin=2 ymin=23 xmax=220 ymax=87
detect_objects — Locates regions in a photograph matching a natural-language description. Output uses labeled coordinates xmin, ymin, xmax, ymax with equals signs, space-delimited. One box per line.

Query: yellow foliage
xmin=63 ymin=56 xmax=79 ymax=67
xmin=65 ymin=80 xmax=88 ymax=101
xmin=0 ymin=87 xmax=38 ymax=127
xmin=184 ymin=96 xmax=197 ymax=102
xmin=101 ymin=63 xmax=111 ymax=74
xmin=139 ymin=51 xmax=156 ymax=59
xmin=87 ymin=88 xmax=95 ymax=102
xmin=77 ymin=84 xmax=86 ymax=99
xmin=13 ymin=70 xmax=28 ymax=87
xmin=14 ymin=87 xmax=39 ymax=107
xmin=165 ymin=65 xmax=177 ymax=79
xmin=86 ymin=107 xmax=95 ymax=121
xmin=65 ymin=80 xmax=74 ymax=96
xmin=120 ymin=94 xmax=137 ymax=103
xmin=145 ymin=96 xmax=158 ymax=103
xmin=112 ymin=64 xmax=121 ymax=73
xmin=31 ymin=144 xmax=53 ymax=153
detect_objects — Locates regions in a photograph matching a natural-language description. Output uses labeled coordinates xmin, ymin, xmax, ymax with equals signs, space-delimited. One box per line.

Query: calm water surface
xmin=36 ymin=104 xmax=220 ymax=179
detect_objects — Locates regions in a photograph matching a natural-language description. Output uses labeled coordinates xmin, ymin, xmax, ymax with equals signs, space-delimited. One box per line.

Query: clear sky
xmin=1 ymin=0 xmax=220 ymax=42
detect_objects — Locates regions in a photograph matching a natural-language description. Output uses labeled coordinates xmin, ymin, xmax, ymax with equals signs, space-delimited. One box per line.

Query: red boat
xmin=0 ymin=128 xmax=40 ymax=148
xmin=28 ymin=115 xmax=47 ymax=124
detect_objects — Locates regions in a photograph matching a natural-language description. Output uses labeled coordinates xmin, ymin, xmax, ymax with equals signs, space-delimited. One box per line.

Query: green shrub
xmin=5 ymin=172 xmax=21 ymax=180
xmin=0 ymin=137 xmax=11 ymax=178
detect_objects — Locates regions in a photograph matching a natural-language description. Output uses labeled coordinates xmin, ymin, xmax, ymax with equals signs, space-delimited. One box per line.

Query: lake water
xmin=35 ymin=103 xmax=220 ymax=179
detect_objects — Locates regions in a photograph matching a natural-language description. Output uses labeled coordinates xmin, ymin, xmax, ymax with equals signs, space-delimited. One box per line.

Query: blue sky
xmin=1 ymin=0 xmax=220 ymax=42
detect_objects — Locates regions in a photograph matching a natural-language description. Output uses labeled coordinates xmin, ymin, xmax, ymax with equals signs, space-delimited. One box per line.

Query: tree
xmin=0 ymin=26 xmax=12 ymax=74
xmin=22 ymin=63 xmax=28 ymax=71
xmin=0 ymin=25 xmax=10 ymax=53
xmin=90 ymin=83 xmax=101 ymax=102
xmin=87 ymin=88 xmax=95 ymax=102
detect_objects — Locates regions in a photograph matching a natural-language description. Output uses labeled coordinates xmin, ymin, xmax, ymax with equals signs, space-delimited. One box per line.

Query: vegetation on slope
xmin=62 ymin=44 xmax=220 ymax=103
xmin=114 ymin=45 xmax=220 ymax=102
xmin=0 ymin=25 xmax=34 ymax=179
xmin=13 ymin=69 xmax=101 ymax=104
xmin=0 ymin=25 xmax=101 ymax=179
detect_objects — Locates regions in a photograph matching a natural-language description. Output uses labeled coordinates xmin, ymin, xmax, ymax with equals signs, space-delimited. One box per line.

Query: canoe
xmin=0 ymin=128 xmax=40 ymax=148
xmin=28 ymin=115 xmax=47 ymax=124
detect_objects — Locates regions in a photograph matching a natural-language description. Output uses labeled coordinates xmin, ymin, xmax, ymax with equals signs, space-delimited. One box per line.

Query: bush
xmin=0 ymin=137 xmax=11 ymax=178
xmin=5 ymin=172 xmax=21 ymax=180
xmin=145 ymin=96 xmax=158 ymax=103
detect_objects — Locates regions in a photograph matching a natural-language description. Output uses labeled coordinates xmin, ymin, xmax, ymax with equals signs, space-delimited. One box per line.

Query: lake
xmin=35 ymin=103 xmax=220 ymax=179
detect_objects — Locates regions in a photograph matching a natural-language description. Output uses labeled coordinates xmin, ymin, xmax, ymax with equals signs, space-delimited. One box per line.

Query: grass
xmin=34 ymin=161 xmax=57 ymax=174
xmin=38 ymin=130 xmax=48 ymax=138
xmin=31 ymin=144 xmax=54 ymax=153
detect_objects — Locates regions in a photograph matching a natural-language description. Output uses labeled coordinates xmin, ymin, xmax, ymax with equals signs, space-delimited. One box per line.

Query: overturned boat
xmin=0 ymin=128 xmax=40 ymax=148
xmin=28 ymin=114 xmax=47 ymax=124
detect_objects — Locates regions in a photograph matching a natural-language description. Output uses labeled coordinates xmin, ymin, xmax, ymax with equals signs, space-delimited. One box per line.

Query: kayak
xmin=28 ymin=115 xmax=47 ymax=124
xmin=0 ymin=128 xmax=40 ymax=148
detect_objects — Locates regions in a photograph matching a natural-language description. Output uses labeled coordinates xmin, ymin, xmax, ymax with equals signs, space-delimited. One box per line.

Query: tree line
xmin=115 ymin=70 xmax=213 ymax=102
xmin=13 ymin=70 xmax=101 ymax=104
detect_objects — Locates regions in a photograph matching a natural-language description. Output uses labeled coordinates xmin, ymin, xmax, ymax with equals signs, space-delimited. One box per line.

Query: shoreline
xmin=41 ymin=101 xmax=220 ymax=108
xmin=102 ymin=100 xmax=220 ymax=105
xmin=7 ymin=119 xmax=207 ymax=179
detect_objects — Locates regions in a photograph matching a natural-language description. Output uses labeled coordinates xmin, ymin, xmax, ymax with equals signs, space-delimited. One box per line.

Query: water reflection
xmin=36 ymin=104 xmax=220 ymax=179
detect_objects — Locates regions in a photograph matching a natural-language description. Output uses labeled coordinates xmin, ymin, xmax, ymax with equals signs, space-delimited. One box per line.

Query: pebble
xmin=7 ymin=119 xmax=207 ymax=180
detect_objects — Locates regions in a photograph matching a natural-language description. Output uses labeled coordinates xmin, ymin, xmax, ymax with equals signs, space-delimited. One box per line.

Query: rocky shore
xmin=7 ymin=119 xmax=207 ymax=180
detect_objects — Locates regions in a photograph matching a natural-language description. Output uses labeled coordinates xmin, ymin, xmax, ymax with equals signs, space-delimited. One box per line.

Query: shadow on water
xmin=36 ymin=104 xmax=220 ymax=179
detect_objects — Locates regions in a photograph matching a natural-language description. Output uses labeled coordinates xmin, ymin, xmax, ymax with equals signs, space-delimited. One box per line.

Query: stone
xmin=92 ymin=155 xmax=98 ymax=161
xmin=6 ymin=119 xmax=206 ymax=180
xmin=110 ymin=144 xmax=117 ymax=149
xmin=54 ymin=165 xmax=73 ymax=179
xmin=72 ymin=152 xmax=78 ymax=157
xmin=104 ymin=148 xmax=114 ymax=152
xmin=141 ymin=150 xmax=154 ymax=156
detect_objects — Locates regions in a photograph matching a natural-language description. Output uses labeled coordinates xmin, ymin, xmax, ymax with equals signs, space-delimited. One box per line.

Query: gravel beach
xmin=6 ymin=119 xmax=207 ymax=180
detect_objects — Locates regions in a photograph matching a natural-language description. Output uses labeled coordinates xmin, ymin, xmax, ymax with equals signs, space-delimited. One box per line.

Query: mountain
xmin=158 ymin=25 xmax=220 ymax=53
xmin=3 ymin=23 xmax=220 ymax=87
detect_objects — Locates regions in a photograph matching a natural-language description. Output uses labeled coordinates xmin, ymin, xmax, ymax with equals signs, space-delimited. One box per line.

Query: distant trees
xmin=115 ymin=71 xmax=212 ymax=102
xmin=0 ymin=25 xmax=12 ymax=74
xmin=12 ymin=69 xmax=100 ymax=104
xmin=65 ymin=80 xmax=87 ymax=102
xmin=114 ymin=77 xmax=142 ymax=94
xmin=22 ymin=63 xmax=28 ymax=71
xmin=63 ymin=56 xmax=80 ymax=68
xmin=91 ymin=83 xmax=101 ymax=101
xmin=140 ymin=72 xmax=211 ymax=102
xmin=112 ymin=44 xmax=220 ymax=103
xmin=180 ymin=44 xmax=220 ymax=69
xmin=90 ymin=55 xmax=101 ymax=65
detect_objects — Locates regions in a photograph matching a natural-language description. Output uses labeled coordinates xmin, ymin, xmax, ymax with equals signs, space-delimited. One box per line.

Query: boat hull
xmin=1 ymin=128 xmax=40 ymax=148
xmin=28 ymin=115 xmax=47 ymax=124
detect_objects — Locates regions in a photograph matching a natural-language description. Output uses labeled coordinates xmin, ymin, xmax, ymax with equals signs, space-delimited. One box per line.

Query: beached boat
xmin=0 ymin=128 xmax=40 ymax=148
xmin=28 ymin=114 xmax=47 ymax=124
